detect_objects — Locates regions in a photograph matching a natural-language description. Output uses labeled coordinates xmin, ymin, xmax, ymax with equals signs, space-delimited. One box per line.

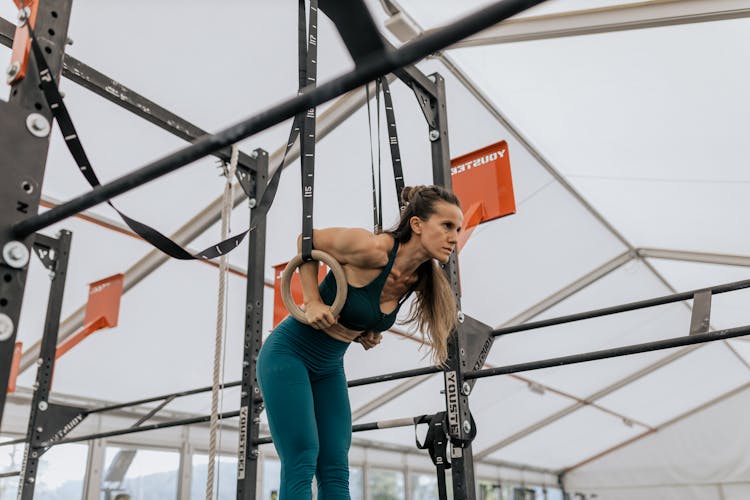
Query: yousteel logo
xmin=89 ymin=282 xmax=111 ymax=295
xmin=445 ymin=371 xmax=459 ymax=435
xmin=450 ymin=148 xmax=507 ymax=176
xmin=237 ymin=406 xmax=249 ymax=480
xmin=49 ymin=413 xmax=84 ymax=443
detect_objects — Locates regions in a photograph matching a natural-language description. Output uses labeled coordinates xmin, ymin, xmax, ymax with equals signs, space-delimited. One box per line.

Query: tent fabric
xmin=2 ymin=0 xmax=750 ymax=497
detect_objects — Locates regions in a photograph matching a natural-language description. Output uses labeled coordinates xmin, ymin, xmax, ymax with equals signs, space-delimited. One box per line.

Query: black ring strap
xmin=299 ymin=0 xmax=318 ymax=262
xmin=379 ymin=77 xmax=406 ymax=211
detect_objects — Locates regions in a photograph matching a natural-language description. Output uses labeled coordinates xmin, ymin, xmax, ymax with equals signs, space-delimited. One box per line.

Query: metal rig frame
xmin=1 ymin=0 xmax=543 ymax=497
xmin=4 ymin=0 xmax=749 ymax=499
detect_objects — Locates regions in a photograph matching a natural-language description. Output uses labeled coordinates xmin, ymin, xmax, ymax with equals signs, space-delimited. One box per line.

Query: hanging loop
xmin=280 ymin=250 xmax=348 ymax=324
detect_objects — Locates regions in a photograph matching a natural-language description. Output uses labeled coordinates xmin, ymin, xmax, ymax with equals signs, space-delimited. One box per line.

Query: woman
xmin=257 ymin=185 xmax=463 ymax=499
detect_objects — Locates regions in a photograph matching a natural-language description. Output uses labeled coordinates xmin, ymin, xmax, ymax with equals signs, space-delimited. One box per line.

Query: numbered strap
xmin=300 ymin=0 xmax=319 ymax=262
xmin=380 ymin=77 xmax=406 ymax=211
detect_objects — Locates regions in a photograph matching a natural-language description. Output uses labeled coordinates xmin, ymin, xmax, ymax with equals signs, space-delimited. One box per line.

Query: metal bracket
xmin=234 ymin=149 xmax=263 ymax=199
xmin=32 ymin=234 xmax=58 ymax=271
xmin=33 ymin=402 xmax=87 ymax=448
xmin=689 ymin=289 xmax=712 ymax=336
xmin=410 ymin=81 xmax=437 ymax=129
xmin=235 ymin=165 xmax=254 ymax=198
xmin=459 ymin=314 xmax=495 ymax=391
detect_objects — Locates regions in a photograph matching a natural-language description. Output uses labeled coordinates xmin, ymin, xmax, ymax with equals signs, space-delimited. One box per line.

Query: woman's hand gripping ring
xmin=280 ymin=250 xmax=348 ymax=325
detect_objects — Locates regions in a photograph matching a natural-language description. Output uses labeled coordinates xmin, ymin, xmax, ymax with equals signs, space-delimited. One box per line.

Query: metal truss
xmin=448 ymin=0 xmax=750 ymax=48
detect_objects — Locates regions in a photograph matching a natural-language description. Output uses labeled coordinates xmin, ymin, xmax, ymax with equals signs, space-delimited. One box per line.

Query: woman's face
xmin=412 ymin=201 xmax=464 ymax=263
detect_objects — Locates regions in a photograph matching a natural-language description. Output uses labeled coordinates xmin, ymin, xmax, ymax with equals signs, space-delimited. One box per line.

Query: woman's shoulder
xmin=313 ymin=227 xmax=391 ymax=267
xmin=354 ymin=231 xmax=393 ymax=268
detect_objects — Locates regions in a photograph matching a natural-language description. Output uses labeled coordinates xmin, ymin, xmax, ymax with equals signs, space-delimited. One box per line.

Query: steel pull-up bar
xmin=467 ymin=324 xmax=750 ymax=380
xmin=40 ymin=411 xmax=431 ymax=448
xmin=253 ymin=414 xmax=431 ymax=446
xmin=492 ymin=277 xmax=750 ymax=338
xmin=84 ymin=381 xmax=243 ymax=415
xmin=10 ymin=0 xmax=547 ymax=238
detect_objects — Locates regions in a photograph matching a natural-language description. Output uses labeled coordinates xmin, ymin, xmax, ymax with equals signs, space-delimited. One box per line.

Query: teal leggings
xmin=257 ymin=316 xmax=352 ymax=499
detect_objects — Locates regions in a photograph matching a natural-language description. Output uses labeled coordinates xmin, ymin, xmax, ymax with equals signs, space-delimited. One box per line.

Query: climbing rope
xmin=206 ymin=145 xmax=239 ymax=500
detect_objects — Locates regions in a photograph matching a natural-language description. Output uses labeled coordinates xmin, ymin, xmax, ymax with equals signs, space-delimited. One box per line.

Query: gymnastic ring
xmin=280 ymin=250 xmax=348 ymax=325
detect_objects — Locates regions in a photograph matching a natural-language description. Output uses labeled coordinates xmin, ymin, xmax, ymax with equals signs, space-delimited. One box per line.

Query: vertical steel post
xmin=236 ymin=149 xmax=269 ymax=499
xmin=17 ymin=231 xmax=87 ymax=499
xmin=429 ymin=73 xmax=477 ymax=500
xmin=0 ymin=0 xmax=73 ymax=430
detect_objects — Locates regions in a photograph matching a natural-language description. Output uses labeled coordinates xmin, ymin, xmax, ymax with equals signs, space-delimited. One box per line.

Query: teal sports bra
xmin=319 ymin=238 xmax=411 ymax=332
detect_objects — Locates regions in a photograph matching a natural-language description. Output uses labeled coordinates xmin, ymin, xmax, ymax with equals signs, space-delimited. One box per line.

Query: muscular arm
xmin=304 ymin=227 xmax=387 ymax=267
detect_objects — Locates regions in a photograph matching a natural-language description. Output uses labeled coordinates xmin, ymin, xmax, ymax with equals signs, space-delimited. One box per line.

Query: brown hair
xmin=388 ymin=185 xmax=461 ymax=365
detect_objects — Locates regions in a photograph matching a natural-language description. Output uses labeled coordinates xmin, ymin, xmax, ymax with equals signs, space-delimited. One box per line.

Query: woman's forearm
xmin=299 ymin=259 xmax=322 ymax=305
xmin=297 ymin=233 xmax=323 ymax=305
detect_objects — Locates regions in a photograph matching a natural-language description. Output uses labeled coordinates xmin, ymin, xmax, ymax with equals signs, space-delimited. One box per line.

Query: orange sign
xmin=84 ymin=274 xmax=124 ymax=328
xmin=55 ymin=274 xmax=124 ymax=360
xmin=451 ymin=140 xmax=515 ymax=223
xmin=451 ymin=141 xmax=515 ymax=252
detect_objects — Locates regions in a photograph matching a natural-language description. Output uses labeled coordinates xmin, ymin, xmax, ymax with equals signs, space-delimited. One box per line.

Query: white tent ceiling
xmin=2 ymin=0 xmax=750 ymax=497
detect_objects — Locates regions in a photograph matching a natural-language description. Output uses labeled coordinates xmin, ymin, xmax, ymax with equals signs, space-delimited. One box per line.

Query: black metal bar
xmin=42 ymin=410 xmax=241 ymax=447
xmin=466 ymin=324 xmax=750 ymax=380
xmin=0 ymin=471 xmax=21 ymax=479
xmin=253 ymin=415 xmax=429 ymax=445
xmin=347 ymin=366 xmax=442 ymax=388
xmin=129 ymin=395 xmax=176 ymax=428
xmin=492 ymin=277 xmax=750 ymax=338
xmin=0 ymin=437 xmax=26 ymax=447
xmin=11 ymin=0 xmax=549 ymax=237
xmin=85 ymin=380 xmax=242 ymax=415
xmin=0 ymin=16 xmax=12 ymax=45
xmin=236 ymin=150 xmax=268 ymax=499
xmin=0 ymin=16 xmax=258 ymax=179
xmin=18 ymin=230 xmax=73 ymax=500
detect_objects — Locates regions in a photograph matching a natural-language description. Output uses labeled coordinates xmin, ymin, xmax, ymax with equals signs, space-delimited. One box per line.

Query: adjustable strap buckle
xmin=415 ymin=412 xmax=451 ymax=500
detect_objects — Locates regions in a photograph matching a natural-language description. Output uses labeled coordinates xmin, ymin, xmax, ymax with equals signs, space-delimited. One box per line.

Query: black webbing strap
xmin=379 ymin=77 xmax=406 ymax=211
xmin=25 ymin=21 xmax=299 ymax=260
xmin=365 ymin=80 xmax=383 ymax=233
xmin=415 ymin=412 xmax=451 ymax=500
xmin=365 ymin=75 xmax=405 ymax=232
xmin=299 ymin=0 xmax=318 ymax=262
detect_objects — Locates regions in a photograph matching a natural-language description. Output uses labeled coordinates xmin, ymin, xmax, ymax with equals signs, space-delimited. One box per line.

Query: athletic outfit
xmin=257 ymin=238 xmax=411 ymax=499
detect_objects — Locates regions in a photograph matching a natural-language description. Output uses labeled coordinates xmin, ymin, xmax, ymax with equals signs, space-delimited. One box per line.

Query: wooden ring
xmin=280 ymin=250 xmax=347 ymax=324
